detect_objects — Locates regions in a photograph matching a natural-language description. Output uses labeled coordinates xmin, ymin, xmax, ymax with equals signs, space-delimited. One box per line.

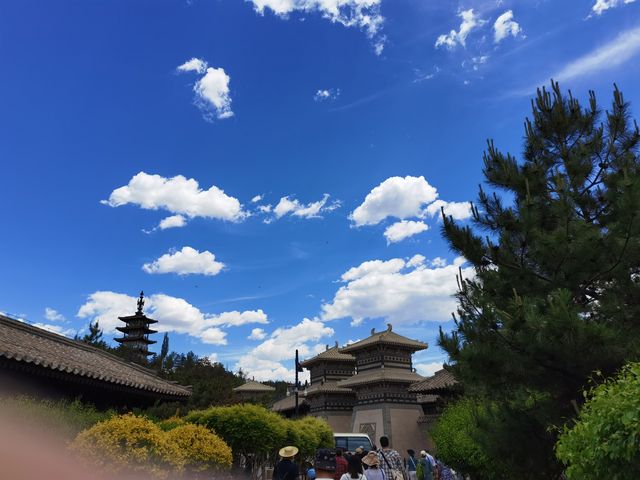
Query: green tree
xmin=439 ymin=82 xmax=640 ymax=477
xmin=78 ymin=320 xmax=109 ymax=350
xmin=556 ymin=362 xmax=640 ymax=479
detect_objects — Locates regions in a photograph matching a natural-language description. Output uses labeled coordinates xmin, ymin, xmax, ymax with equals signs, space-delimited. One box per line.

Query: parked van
xmin=333 ymin=433 xmax=373 ymax=453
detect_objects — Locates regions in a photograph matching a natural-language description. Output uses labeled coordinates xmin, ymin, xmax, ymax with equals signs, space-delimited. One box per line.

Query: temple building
xmin=409 ymin=368 xmax=460 ymax=436
xmin=114 ymin=291 xmax=157 ymax=363
xmin=279 ymin=324 xmax=429 ymax=453
xmin=233 ymin=379 xmax=276 ymax=402
xmin=0 ymin=313 xmax=191 ymax=408
xmin=337 ymin=324 xmax=427 ymax=454
xmin=300 ymin=342 xmax=356 ymax=431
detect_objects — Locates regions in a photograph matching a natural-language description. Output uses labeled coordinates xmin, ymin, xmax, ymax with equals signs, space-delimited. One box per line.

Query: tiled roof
xmin=336 ymin=368 xmax=424 ymax=388
xmin=233 ymin=380 xmax=276 ymax=393
xmin=339 ymin=324 xmax=427 ymax=353
xmin=408 ymin=368 xmax=458 ymax=393
xmin=300 ymin=344 xmax=355 ymax=368
xmin=0 ymin=315 xmax=191 ymax=399
xmin=305 ymin=381 xmax=354 ymax=397
xmin=272 ymin=394 xmax=308 ymax=412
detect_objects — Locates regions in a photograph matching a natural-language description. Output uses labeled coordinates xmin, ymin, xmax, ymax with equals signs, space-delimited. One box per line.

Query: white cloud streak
xmin=44 ymin=308 xmax=65 ymax=322
xmin=592 ymin=0 xmax=636 ymax=15
xmin=383 ymin=220 xmax=429 ymax=244
xmin=273 ymin=194 xmax=341 ymax=219
xmin=435 ymin=9 xmax=485 ymax=49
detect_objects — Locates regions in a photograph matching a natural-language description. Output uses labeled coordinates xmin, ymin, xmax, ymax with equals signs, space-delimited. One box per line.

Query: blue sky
xmin=1 ymin=0 xmax=639 ymax=381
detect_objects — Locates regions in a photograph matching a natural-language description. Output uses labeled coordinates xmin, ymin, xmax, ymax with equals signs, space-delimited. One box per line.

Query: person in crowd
xmin=335 ymin=448 xmax=348 ymax=480
xmin=274 ymin=445 xmax=299 ymax=480
xmin=339 ymin=456 xmax=365 ymax=480
xmin=362 ymin=451 xmax=385 ymax=480
xmin=422 ymin=450 xmax=436 ymax=469
xmin=417 ymin=450 xmax=433 ymax=480
xmin=405 ymin=449 xmax=417 ymax=480
xmin=304 ymin=462 xmax=317 ymax=480
xmin=376 ymin=436 xmax=405 ymax=480
xmin=314 ymin=448 xmax=337 ymax=480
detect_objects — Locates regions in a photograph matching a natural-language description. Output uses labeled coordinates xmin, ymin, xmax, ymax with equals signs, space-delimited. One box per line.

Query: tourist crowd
xmin=273 ymin=436 xmax=465 ymax=480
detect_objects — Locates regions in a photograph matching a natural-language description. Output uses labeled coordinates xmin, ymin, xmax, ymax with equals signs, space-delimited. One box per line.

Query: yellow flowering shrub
xmin=70 ymin=413 xmax=184 ymax=478
xmin=166 ymin=423 xmax=233 ymax=472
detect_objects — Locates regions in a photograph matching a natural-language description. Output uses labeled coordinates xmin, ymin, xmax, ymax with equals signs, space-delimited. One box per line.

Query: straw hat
xmin=362 ymin=451 xmax=380 ymax=466
xmin=279 ymin=446 xmax=299 ymax=458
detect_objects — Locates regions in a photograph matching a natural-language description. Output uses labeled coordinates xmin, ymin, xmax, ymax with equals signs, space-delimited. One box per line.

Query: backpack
xmin=416 ymin=460 xmax=425 ymax=480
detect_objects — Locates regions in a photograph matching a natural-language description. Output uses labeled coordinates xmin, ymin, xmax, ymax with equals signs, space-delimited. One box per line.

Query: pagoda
xmin=300 ymin=341 xmax=356 ymax=431
xmin=233 ymin=379 xmax=276 ymax=402
xmin=337 ymin=324 xmax=426 ymax=454
xmin=115 ymin=291 xmax=157 ymax=362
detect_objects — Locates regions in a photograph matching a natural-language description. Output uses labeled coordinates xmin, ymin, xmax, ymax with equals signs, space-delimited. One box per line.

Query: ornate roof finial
xmin=387 ymin=323 xmax=393 ymax=332
xmin=371 ymin=327 xmax=376 ymax=335
xmin=136 ymin=291 xmax=145 ymax=315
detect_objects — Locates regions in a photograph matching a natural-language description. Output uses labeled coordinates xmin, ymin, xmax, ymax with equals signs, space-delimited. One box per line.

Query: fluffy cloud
xmin=552 ymin=26 xmax=640 ymax=82
xmin=177 ymin=57 xmax=208 ymax=74
xmin=314 ymin=89 xmax=341 ymax=102
xmin=77 ymin=291 xmax=269 ymax=346
xmin=273 ymin=194 xmax=341 ymax=219
xmin=207 ymin=352 xmax=219 ymax=364
xmin=251 ymin=195 xmax=263 ymax=203
xmin=235 ymin=318 xmax=334 ymax=381
xmin=158 ymin=215 xmax=187 ymax=230
xmin=247 ymin=0 xmax=385 ymax=55
xmin=493 ymin=10 xmax=522 ymax=43
xmin=424 ymin=200 xmax=473 ymax=221
xmin=351 ymin=176 xmax=438 ymax=226
xmin=33 ymin=323 xmax=76 ymax=337
xmin=248 ymin=328 xmax=267 ymax=340
xmin=142 ymin=246 xmax=225 ymax=276
xmin=321 ymin=256 xmax=473 ymax=326
xmin=44 ymin=307 xmax=65 ymax=322
xmin=177 ymin=58 xmax=233 ymax=121
xmin=103 ymin=172 xmax=245 ymax=222
xmin=592 ymin=0 xmax=636 ymax=15
xmin=384 ymin=220 xmax=429 ymax=244
xmin=194 ymin=67 xmax=234 ymax=120
xmin=435 ymin=9 xmax=485 ymax=49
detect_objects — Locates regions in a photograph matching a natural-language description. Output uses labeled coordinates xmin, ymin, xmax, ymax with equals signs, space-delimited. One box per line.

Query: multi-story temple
xmin=300 ymin=342 xmax=355 ymax=431
xmin=114 ymin=291 xmax=157 ymax=363
xmin=292 ymin=324 xmax=428 ymax=454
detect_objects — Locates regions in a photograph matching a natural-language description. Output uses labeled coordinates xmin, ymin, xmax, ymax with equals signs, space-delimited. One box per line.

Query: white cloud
xmin=430 ymin=257 xmax=447 ymax=268
xmin=552 ymin=26 xmax=640 ymax=83
xmin=424 ymin=200 xmax=473 ymax=221
xmin=314 ymin=88 xmax=341 ymax=102
xmin=415 ymin=361 xmax=444 ymax=377
xmin=142 ymin=246 xmax=225 ymax=276
xmin=77 ymin=291 xmax=269 ymax=346
xmin=592 ymin=0 xmax=636 ymax=15
xmin=384 ymin=220 xmax=429 ymax=244
xmin=207 ymin=352 xmax=219 ymax=364
xmin=44 ymin=308 xmax=65 ymax=322
xmin=177 ymin=57 xmax=208 ymax=74
xmin=435 ymin=9 xmax=485 ymax=49
xmin=177 ymin=58 xmax=234 ymax=121
xmin=272 ymin=194 xmax=340 ymax=219
xmin=33 ymin=323 xmax=76 ymax=337
xmin=251 ymin=195 xmax=263 ymax=203
xmin=321 ymin=256 xmax=473 ymax=326
xmin=158 ymin=215 xmax=187 ymax=230
xmin=248 ymin=327 xmax=267 ymax=340
xmin=351 ymin=176 xmax=438 ymax=226
xmin=471 ymin=55 xmax=489 ymax=70
xmin=194 ymin=67 xmax=234 ymax=120
xmin=493 ymin=10 xmax=522 ymax=43
xmin=407 ymin=254 xmax=426 ymax=268
xmin=247 ymin=0 xmax=385 ymax=55
xmin=235 ymin=318 xmax=334 ymax=381
xmin=102 ymin=172 xmax=245 ymax=222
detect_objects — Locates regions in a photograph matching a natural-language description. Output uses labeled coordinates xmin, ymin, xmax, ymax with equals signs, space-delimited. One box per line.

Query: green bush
xmin=556 ymin=363 xmax=640 ymax=479
xmin=166 ymin=423 xmax=233 ymax=472
xmin=431 ymin=398 xmax=505 ymax=480
xmin=0 ymin=395 xmax=113 ymax=438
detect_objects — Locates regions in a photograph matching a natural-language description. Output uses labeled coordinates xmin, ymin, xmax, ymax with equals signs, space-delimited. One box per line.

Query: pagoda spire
xmin=136 ymin=291 xmax=145 ymax=315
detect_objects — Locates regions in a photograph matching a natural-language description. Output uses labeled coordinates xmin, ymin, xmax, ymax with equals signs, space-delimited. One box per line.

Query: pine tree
xmin=79 ymin=320 xmax=109 ymax=350
xmin=439 ymin=82 xmax=640 ymax=477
